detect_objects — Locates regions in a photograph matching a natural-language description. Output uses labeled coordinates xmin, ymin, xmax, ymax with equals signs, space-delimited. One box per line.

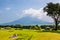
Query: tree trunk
xmin=55 ymin=19 xmax=58 ymax=31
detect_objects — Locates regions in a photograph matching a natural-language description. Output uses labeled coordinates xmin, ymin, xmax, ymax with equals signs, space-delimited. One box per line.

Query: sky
xmin=0 ymin=0 xmax=60 ymax=24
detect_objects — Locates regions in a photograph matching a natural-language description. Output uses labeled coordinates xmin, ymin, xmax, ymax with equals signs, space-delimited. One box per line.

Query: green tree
xmin=15 ymin=24 xmax=22 ymax=28
xmin=43 ymin=2 xmax=60 ymax=31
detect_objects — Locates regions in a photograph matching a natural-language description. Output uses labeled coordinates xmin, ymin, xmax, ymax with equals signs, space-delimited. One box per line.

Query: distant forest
xmin=0 ymin=24 xmax=60 ymax=30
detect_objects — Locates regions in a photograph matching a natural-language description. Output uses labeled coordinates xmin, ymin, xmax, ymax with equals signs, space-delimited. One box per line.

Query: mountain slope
xmin=3 ymin=16 xmax=53 ymax=25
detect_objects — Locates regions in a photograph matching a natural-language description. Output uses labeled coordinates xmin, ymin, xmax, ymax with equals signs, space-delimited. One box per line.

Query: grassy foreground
xmin=0 ymin=29 xmax=60 ymax=40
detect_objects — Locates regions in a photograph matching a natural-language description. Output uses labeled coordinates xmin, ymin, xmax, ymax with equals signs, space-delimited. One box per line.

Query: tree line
xmin=0 ymin=24 xmax=60 ymax=30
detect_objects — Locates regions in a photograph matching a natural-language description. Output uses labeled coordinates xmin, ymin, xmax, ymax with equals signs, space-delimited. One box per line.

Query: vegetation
xmin=0 ymin=24 xmax=60 ymax=40
xmin=0 ymin=28 xmax=60 ymax=40
xmin=1 ymin=24 xmax=60 ymax=30
xmin=43 ymin=2 xmax=60 ymax=31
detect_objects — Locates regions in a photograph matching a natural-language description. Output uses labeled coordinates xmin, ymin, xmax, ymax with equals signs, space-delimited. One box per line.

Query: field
xmin=0 ymin=29 xmax=60 ymax=40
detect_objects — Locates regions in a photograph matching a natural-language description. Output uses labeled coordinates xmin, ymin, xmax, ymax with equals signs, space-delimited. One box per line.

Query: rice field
xmin=0 ymin=29 xmax=60 ymax=40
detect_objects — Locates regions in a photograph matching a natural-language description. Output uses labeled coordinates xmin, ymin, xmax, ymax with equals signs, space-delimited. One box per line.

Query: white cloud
xmin=23 ymin=8 xmax=53 ymax=22
xmin=43 ymin=0 xmax=60 ymax=3
xmin=52 ymin=0 xmax=60 ymax=3
xmin=16 ymin=13 xmax=25 ymax=19
xmin=5 ymin=7 xmax=11 ymax=11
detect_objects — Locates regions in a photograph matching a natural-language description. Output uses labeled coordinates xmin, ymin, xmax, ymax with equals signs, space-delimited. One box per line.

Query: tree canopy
xmin=43 ymin=2 xmax=60 ymax=31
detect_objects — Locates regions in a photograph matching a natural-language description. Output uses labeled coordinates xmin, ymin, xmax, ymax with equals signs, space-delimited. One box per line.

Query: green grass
xmin=0 ymin=29 xmax=60 ymax=40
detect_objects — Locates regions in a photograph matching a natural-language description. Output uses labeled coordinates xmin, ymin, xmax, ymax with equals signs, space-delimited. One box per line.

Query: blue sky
xmin=0 ymin=0 xmax=60 ymax=24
